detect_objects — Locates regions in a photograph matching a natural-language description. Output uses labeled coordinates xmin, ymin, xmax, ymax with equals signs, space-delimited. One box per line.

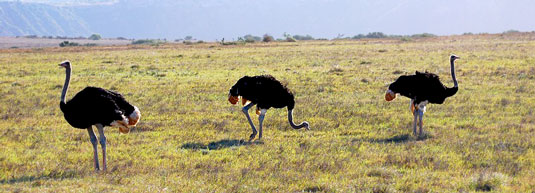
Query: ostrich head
xmin=385 ymin=88 xmax=397 ymax=101
xmin=228 ymin=84 xmax=240 ymax=105
xmin=385 ymin=76 xmax=410 ymax=101
xmin=59 ymin=60 xmax=71 ymax=68
xmin=450 ymin=54 xmax=460 ymax=62
xmin=229 ymin=76 xmax=250 ymax=105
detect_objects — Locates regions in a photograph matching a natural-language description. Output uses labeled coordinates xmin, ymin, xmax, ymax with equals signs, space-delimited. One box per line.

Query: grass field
xmin=1 ymin=33 xmax=535 ymax=192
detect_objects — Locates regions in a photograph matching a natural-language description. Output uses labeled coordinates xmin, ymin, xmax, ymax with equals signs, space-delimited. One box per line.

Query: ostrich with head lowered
xmin=228 ymin=75 xmax=310 ymax=141
xmin=385 ymin=55 xmax=460 ymax=136
xmin=58 ymin=60 xmax=141 ymax=171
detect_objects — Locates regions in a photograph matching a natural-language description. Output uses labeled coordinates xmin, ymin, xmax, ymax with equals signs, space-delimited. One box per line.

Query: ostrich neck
xmin=61 ymin=67 xmax=71 ymax=103
xmin=450 ymin=59 xmax=458 ymax=88
xmin=288 ymin=109 xmax=306 ymax=129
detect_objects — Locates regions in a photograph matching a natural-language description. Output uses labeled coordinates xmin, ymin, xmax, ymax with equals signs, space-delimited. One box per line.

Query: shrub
xmin=411 ymin=33 xmax=436 ymax=38
xmin=243 ymin=34 xmax=261 ymax=43
xmin=59 ymin=41 xmax=79 ymax=47
xmin=132 ymin=39 xmax=164 ymax=45
xmin=366 ymin=32 xmax=387 ymax=38
xmin=503 ymin=29 xmax=520 ymax=33
xmin=293 ymin=34 xmax=314 ymax=40
xmin=400 ymin=37 xmax=412 ymax=42
xmin=262 ymin=34 xmax=274 ymax=42
xmin=286 ymin=37 xmax=297 ymax=42
xmin=24 ymin=35 xmax=39 ymax=39
xmin=88 ymin=34 xmax=102 ymax=40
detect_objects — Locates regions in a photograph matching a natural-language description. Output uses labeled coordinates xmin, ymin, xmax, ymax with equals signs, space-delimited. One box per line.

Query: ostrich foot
xmin=248 ymin=132 xmax=257 ymax=142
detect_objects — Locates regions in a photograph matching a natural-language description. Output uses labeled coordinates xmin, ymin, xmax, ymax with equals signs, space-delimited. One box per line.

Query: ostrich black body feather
xmin=60 ymin=87 xmax=136 ymax=129
xmin=388 ymin=71 xmax=458 ymax=105
xmin=229 ymin=75 xmax=296 ymax=110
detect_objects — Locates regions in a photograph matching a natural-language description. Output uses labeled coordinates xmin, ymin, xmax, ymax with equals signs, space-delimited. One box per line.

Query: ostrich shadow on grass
xmin=360 ymin=133 xmax=432 ymax=144
xmin=0 ymin=170 xmax=78 ymax=184
xmin=181 ymin=139 xmax=264 ymax=150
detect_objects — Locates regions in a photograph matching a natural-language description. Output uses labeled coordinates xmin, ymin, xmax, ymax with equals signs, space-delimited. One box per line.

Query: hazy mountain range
xmin=1 ymin=0 xmax=535 ymax=40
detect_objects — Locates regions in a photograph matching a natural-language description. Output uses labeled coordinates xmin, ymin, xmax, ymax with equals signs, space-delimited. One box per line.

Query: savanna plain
xmin=1 ymin=34 xmax=535 ymax=192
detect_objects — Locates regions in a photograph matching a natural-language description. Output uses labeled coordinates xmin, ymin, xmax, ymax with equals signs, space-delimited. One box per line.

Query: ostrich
xmin=58 ymin=60 xmax=140 ymax=171
xmin=385 ymin=55 xmax=460 ymax=136
xmin=228 ymin=75 xmax=310 ymax=141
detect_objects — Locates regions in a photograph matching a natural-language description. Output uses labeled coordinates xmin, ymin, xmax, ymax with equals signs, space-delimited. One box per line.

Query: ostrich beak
xmin=385 ymin=90 xmax=396 ymax=101
xmin=228 ymin=95 xmax=239 ymax=105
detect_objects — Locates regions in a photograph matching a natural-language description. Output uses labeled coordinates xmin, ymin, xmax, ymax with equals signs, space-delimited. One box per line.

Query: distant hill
xmin=1 ymin=0 xmax=534 ymax=40
xmin=0 ymin=2 xmax=92 ymax=36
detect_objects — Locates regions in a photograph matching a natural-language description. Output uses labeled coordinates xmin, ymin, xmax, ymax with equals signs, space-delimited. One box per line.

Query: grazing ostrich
xmin=58 ymin=60 xmax=140 ymax=171
xmin=228 ymin=75 xmax=310 ymax=141
xmin=385 ymin=55 xmax=460 ymax=136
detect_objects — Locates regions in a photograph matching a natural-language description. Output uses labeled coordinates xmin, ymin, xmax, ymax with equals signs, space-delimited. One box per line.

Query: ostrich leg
xmin=258 ymin=109 xmax=268 ymax=140
xmin=418 ymin=106 xmax=426 ymax=136
xmin=242 ymin=102 xmax=257 ymax=141
xmin=87 ymin=127 xmax=99 ymax=171
xmin=96 ymin=124 xmax=107 ymax=171
xmin=412 ymin=109 xmax=419 ymax=136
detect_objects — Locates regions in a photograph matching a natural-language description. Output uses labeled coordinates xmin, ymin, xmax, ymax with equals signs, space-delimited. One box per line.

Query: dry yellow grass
xmin=1 ymin=33 xmax=535 ymax=192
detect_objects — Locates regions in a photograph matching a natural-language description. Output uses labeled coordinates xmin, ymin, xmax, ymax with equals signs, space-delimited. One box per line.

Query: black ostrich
xmin=228 ymin=75 xmax=310 ymax=141
xmin=385 ymin=55 xmax=460 ymax=136
xmin=58 ymin=60 xmax=141 ymax=171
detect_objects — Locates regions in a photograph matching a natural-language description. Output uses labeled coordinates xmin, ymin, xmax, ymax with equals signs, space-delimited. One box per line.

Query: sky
xmin=2 ymin=0 xmax=535 ymax=39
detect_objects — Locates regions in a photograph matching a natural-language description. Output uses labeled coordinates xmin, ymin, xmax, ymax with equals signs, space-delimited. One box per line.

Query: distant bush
xmin=84 ymin=43 xmax=97 ymax=47
xmin=400 ymin=37 xmax=412 ymax=42
xmin=351 ymin=32 xmax=436 ymax=40
xmin=411 ymin=33 xmax=436 ymax=38
xmin=503 ymin=30 xmax=520 ymax=34
xmin=352 ymin=32 xmax=388 ymax=39
xmin=132 ymin=39 xmax=164 ymax=45
xmin=24 ymin=35 xmax=39 ymax=39
xmin=117 ymin=37 xmax=128 ymax=40
xmin=88 ymin=34 xmax=102 ymax=40
xmin=263 ymin=34 xmax=274 ymax=42
xmin=286 ymin=36 xmax=297 ymax=42
xmin=367 ymin=32 xmax=387 ymax=38
xmin=184 ymin=36 xmax=193 ymax=40
xmin=243 ymin=34 xmax=261 ymax=43
xmin=293 ymin=34 xmax=314 ymax=40
xmin=463 ymin=32 xmax=474 ymax=35
xmin=59 ymin=41 xmax=80 ymax=47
